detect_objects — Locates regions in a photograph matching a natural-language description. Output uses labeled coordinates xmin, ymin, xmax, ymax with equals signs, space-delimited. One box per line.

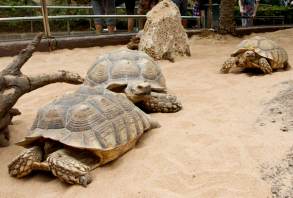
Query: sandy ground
xmin=0 ymin=29 xmax=293 ymax=198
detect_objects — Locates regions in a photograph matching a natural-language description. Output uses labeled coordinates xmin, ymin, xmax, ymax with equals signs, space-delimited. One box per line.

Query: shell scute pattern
xmin=23 ymin=86 xmax=153 ymax=151
xmin=65 ymin=103 xmax=102 ymax=132
xmin=86 ymin=58 xmax=111 ymax=86
xmin=141 ymin=59 xmax=160 ymax=80
xmin=110 ymin=59 xmax=140 ymax=80
xmin=93 ymin=121 xmax=117 ymax=149
xmin=36 ymin=105 xmax=66 ymax=130
xmin=85 ymin=49 xmax=166 ymax=90
xmin=123 ymin=112 xmax=140 ymax=140
xmin=233 ymin=36 xmax=288 ymax=69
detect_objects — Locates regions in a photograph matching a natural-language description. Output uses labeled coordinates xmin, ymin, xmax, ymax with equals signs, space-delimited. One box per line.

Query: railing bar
xmin=0 ymin=5 xmax=92 ymax=9
xmin=0 ymin=15 xmax=201 ymax=22
xmin=0 ymin=5 xmax=197 ymax=10
xmin=235 ymin=16 xmax=285 ymax=19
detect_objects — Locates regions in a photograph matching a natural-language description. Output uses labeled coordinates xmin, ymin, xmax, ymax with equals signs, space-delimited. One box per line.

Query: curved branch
xmin=28 ymin=70 xmax=84 ymax=91
xmin=0 ymin=33 xmax=43 ymax=76
xmin=0 ymin=33 xmax=84 ymax=147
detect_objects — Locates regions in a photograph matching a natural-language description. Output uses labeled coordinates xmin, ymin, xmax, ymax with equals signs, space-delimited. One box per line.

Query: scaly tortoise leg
xmin=284 ymin=61 xmax=291 ymax=71
xmin=47 ymin=149 xmax=99 ymax=187
xmin=8 ymin=146 xmax=43 ymax=178
xmin=141 ymin=92 xmax=182 ymax=113
xmin=259 ymin=57 xmax=272 ymax=74
xmin=220 ymin=57 xmax=238 ymax=73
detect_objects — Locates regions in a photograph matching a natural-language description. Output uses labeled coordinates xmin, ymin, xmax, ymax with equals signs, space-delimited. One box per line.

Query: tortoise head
xmin=124 ymin=82 xmax=152 ymax=103
xmin=243 ymin=50 xmax=256 ymax=61
xmin=238 ymin=50 xmax=257 ymax=65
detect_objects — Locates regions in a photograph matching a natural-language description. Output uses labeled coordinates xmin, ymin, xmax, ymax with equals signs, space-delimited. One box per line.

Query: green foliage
xmin=0 ymin=0 xmax=91 ymax=32
xmin=235 ymin=4 xmax=293 ymax=25
xmin=0 ymin=0 xmax=40 ymax=32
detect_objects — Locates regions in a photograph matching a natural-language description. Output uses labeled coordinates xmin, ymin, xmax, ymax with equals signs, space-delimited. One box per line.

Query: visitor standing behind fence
xmin=138 ymin=0 xmax=159 ymax=29
xmin=192 ymin=0 xmax=201 ymax=28
xmin=91 ymin=0 xmax=116 ymax=33
xmin=238 ymin=0 xmax=260 ymax=27
xmin=115 ymin=0 xmax=136 ymax=32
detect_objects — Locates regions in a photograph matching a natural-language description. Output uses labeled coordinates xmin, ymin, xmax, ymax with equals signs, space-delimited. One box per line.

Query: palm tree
xmin=218 ymin=0 xmax=236 ymax=34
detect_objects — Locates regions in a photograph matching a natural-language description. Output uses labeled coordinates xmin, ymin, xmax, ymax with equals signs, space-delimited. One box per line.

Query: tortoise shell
xmin=84 ymin=48 xmax=166 ymax=92
xmin=231 ymin=36 xmax=289 ymax=68
xmin=17 ymin=86 xmax=155 ymax=163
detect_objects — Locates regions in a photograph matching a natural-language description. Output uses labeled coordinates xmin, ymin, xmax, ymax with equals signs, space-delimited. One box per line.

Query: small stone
xmin=280 ymin=126 xmax=288 ymax=132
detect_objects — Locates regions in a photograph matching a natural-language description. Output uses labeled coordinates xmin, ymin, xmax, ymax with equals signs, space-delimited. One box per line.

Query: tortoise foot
xmin=220 ymin=57 xmax=238 ymax=73
xmin=47 ymin=149 xmax=92 ymax=187
xmin=142 ymin=93 xmax=182 ymax=113
xmin=8 ymin=146 xmax=43 ymax=178
xmin=259 ymin=58 xmax=273 ymax=74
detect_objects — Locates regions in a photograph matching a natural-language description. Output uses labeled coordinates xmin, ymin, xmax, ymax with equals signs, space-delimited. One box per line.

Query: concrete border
xmin=0 ymin=33 xmax=136 ymax=57
xmin=0 ymin=26 xmax=292 ymax=57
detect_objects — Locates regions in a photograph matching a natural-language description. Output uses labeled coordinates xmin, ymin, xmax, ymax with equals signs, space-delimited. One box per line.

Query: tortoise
xmin=220 ymin=36 xmax=291 ymax=74
xmin=84 ymin=48 xmax=182 ymax=113
xmin=8 ymin=85 xmax=160 ymax=186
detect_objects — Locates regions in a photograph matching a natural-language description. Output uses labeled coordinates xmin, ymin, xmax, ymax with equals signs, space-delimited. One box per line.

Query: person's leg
xmin=242 ymin=12 xmax=248 ymax=27
xmin=105 ymin=0 xmax=116 ymax=33
xmin=138 ymin=0 xmax=148 ymax=29
xmin=125 ymin=0 xmax=135 ymax=32
xmin=247 ymin=16 xmax=253 ymax=26
xmin=200 ymin=9 xmax=205 ymax=28
xmin=91 ymin=0 xmax=104 ymax=32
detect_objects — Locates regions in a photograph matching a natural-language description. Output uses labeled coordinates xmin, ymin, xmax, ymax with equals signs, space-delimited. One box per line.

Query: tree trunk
xmin=0 ymin=33 xmax=84 ymax=147
xmin=218 ymin=0 xmax=236 ymax=34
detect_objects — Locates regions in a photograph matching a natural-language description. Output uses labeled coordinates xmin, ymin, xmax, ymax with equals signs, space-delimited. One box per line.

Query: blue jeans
xmin=91 ymin=0 xmax=116 ymax=26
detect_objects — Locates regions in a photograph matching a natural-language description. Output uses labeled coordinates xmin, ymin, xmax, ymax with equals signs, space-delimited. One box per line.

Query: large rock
xmin=138 ymin=0 xmax=191 ymax=62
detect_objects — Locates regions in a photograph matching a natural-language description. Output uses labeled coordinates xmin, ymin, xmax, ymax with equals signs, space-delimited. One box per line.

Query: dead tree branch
xmin=0 ymin=33 xmax=84 ymax=147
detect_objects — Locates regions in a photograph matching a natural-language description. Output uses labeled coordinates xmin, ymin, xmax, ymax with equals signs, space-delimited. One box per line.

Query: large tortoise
xmin=84 ymin=48 xmax=182 ymax=113
xmin=8 ymin=85 xmax=159 ymax=186
xmin=220 ymin=36 xmax=291 ymax=74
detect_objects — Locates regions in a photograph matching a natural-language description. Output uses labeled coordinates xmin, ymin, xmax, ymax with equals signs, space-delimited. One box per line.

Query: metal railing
xmin=235 ymin=16 xmax=285 ymax=26
xmin=0 ymin=2 xmax=202 ymax=49
xmin=0 ymin=15 xmax=199 ymax=22
xmin=0 ymin=5 xmax=93 ymax=9
xmin=0 ymin=3 xmax=201 ymax=38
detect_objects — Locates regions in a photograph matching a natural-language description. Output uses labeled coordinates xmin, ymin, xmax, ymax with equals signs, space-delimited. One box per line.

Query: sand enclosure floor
xmin=0 ymin=29 xmax=293 ymax=198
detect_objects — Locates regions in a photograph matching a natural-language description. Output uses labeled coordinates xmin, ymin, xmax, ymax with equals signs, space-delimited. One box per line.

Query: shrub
xmin=235 ymin=4 xmax=293 ymax=25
